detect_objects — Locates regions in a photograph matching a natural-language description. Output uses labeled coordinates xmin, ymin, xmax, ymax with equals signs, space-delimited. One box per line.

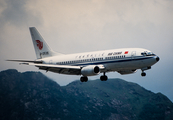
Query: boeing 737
xmin=8 ymin=27 xmax=160 ymax=82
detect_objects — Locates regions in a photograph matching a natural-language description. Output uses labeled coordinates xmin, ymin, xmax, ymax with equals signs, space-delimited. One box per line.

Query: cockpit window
xmin=141 ymin=52 xmax=155 ymax=56
xmin=141 ymin=52 xmax=146 ymax=56
xmin=146 ymin=52 xmax=155 ymax=56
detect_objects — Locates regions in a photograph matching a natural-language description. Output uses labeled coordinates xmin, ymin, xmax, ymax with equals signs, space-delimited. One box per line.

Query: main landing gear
xmin=80 ymin=72 xmax=108 ymax=82
xmin=80 ymin=76 xmax=88 ymax=82
xmin=100 ymin=72 xmax=108 ymax=81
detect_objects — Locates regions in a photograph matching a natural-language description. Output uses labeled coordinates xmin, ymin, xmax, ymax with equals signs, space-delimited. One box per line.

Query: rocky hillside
xmin=0 ymin=69 xmax=173 ymax=120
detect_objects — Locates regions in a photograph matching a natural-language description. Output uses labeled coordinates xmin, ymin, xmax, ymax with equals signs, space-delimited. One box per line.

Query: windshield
xmin=141 ymin=51 xmax=155 ymax=56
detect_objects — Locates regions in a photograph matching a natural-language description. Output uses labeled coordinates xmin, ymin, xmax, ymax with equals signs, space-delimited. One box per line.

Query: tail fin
xmin=29 ymin=27 xmax=62 ymax=59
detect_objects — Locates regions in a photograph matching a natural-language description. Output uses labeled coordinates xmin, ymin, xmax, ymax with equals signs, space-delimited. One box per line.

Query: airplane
xmin=7 ymin=27 xmax=160 ymax=82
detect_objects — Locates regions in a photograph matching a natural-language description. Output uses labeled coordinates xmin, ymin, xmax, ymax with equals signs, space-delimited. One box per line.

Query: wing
xmin=30 ymin=63 xmax=81 ymax=75
xmin=6 ymin=60 xmax=43 ymax=64
xmin=7 ymin=59 xmax=81 ymax=75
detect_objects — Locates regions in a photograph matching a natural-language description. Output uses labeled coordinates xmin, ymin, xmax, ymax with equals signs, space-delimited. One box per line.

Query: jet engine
xmin=81 ymin=65 xmax=100 ymax=76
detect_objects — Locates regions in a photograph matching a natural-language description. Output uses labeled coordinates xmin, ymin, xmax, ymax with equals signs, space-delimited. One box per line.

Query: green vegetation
xmin=0 ymin=69 xmax=173 ymax=120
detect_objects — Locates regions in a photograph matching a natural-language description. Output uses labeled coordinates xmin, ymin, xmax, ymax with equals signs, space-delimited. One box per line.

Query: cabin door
xmin=131 ymin=51 xmax=136 ymax=59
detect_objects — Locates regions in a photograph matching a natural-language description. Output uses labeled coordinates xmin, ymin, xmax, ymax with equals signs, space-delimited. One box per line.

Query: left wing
xmin=7 ymin=60 xmax=107 ymax=75
xmin=29 ymin=63 xmax=81 ymax=75
xmin=7 ymin=59 xmax=81 ymax=75
xmin=6 ymin=60 xmax=43 ymax=64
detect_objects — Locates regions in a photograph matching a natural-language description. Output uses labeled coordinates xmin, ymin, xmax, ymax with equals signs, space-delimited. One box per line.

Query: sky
xmin=0 ymin=0 xmax=173 ymax=101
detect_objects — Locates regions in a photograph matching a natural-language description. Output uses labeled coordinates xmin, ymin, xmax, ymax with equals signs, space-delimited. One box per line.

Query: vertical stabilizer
xmin=29 ymin=27 xmax=62 ymax=59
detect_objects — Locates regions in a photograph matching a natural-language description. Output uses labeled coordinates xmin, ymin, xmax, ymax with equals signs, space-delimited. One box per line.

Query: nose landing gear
xmin=141 ymin=67 xmax=151 ymax=77
xmin=141 ymin=72 xmax=146 ymax=77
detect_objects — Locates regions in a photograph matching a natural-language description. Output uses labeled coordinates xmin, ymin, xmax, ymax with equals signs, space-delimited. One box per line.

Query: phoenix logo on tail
xmin=36 ymin=40 xmax=43 ymax=50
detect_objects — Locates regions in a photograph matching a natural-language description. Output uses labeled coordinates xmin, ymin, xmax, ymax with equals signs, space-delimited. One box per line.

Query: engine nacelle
xmin=81 ymin=65 xmax=100 ymax=76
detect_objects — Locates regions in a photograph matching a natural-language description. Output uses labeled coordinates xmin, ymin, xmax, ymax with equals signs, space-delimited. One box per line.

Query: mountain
xmin=0 ymin=69 xmax=173 ymax=120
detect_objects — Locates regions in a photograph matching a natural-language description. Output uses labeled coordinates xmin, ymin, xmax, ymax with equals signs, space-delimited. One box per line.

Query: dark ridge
xmin=0 ymin=69 xmax=173 ymax=120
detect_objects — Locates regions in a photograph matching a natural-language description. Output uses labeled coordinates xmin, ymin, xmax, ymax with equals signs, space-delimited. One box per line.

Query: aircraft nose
xmin=156 ymin=56 xmax=160 ymax=62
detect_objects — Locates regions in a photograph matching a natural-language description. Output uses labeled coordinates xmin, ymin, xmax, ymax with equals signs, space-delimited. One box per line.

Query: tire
xmin=80 ymin=76 xmax=88 ymax=82
xmin=141 ymin=72 xmax=146 ymax=76
xmin=100 ymin=75 xmax=108 ymax=81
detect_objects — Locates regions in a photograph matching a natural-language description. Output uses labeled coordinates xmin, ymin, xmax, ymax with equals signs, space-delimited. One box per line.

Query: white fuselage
xmin=40 ymin=48 xmax=158 ymax=74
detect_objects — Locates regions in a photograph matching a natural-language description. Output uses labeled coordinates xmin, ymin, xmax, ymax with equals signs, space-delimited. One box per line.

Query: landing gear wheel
xmin=141 ymin=72 xmax=146 ymax=77
xmin=100 ymin=75 xmax=108 ymax=81
xmin=80 ymin=76 xmax=88 ymax=82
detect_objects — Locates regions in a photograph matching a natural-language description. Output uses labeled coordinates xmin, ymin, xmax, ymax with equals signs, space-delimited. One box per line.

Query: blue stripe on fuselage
xmin=71 ymin=56 xmax=153 ymax=66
